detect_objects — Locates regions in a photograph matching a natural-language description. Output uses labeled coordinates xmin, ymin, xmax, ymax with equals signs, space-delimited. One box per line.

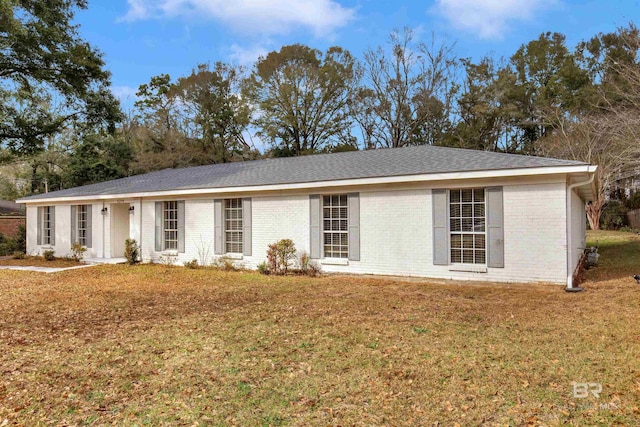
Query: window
xmin=323 ymin=194 xmax=348 ymax=258
xmin=224 ymin=198 xmax=243 ymax=253
xmin=42 ymin=206 xmax=53 ymax=245
xmin=163 ymin=201 xmax=178 ymax=250
xmin=76 ymin=205 xmax=88 ymax=246
xmin=449 ymin=188 xmax=486 ymax=264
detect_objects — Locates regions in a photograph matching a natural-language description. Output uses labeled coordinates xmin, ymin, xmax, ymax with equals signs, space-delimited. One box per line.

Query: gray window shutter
xmin=178 ymin=200 xmax=185 ymax=253
xmin=242 ymin=198 xmax=252 ymax=256
xmin=86 ymin=205 xmax=92 ymax=248
xmin=309 ymin=195 xmax=321 ymax=259
xmin=214 ymin=199 xmax=223 ymax=255
xmin=487 ymin=186 xmax=504 ymax=268
xmin=50 ymin=206 xmax=55 ymax=246
xmin=37 ymin=206 xmax=42 ymax=245
xmin=155 ymin=202 xmax=162 ymax=251
xmin=70 ymin=205 xmax=77 ymax=245
xmin=432 ymin=189 xmax=448 ymax=265
xmin=348 ymin=193 xmax=360 ymax=261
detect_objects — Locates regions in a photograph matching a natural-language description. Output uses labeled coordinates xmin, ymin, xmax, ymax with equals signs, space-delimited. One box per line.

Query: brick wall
xmin=0 ymin=216 xmax=25 ymax=238
xmin=24 ymin=176 xmax=578 ymax=284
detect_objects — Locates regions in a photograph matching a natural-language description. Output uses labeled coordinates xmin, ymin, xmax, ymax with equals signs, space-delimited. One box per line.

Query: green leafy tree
xmin=64 ymin=133 xmax=132 ymax=188
xmin=447 ymin=57 xmax=507 ymax=151
xmin=0 ymin=0 xmax=122 ymax=156
xmin=174 ymin=63 xmax=252 ymax=164
xmin=244 ymin=44 xmax=359 ymax=156
xmin=498 ymin=32 xmax=589 ymax=154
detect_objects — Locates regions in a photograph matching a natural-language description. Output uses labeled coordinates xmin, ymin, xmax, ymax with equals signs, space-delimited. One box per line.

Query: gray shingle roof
xmin=20 ymin=145 xmax=587 ymax=201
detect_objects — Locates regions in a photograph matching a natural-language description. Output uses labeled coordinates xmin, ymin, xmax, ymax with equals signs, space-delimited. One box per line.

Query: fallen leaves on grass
xmin=0 ymin=231 xmax=638 ymax=425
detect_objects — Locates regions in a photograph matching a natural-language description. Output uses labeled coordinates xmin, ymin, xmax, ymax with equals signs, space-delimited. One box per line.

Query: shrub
xmin=69 ymin=242 xmax=87 ymax=262
xmin=12 ymin=251 xmax=24 ymax=259
xmin=159 ymin=253 xmax=177 ymax=267
xmin=305 ymin=259 xmax=322 ymax=277
xmin=266 ymin=239 xmax=297 ymax=275
xmin=212 ymin=256 xmax=238 ymax=271
xmin=124 ymin=238 xmax=140 ymax=265
xmin=257 ymin=261 xmax=270 ymax=275
xmin=184 ymin=259 xmax=199 ymax=269
xmin=43 ymin=250 xmax=55 ymax=261
xmin=601 ymin=201 xmax=628 ymax=230
xmin=13 ymin=225 xmax=26 ymax=253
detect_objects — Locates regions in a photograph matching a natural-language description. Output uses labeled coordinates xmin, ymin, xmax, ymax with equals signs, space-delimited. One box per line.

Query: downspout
xmin=139 ymin=198 xmax=143 ymax=263
xmin=102 ymin=202 xmax=106 ymax=258
xmin=565 ymin=170 xmax=596 ymax=292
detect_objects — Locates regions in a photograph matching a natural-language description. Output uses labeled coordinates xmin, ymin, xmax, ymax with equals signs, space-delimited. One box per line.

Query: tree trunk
xmin=586 ymin=198 xmax=603 ymax=230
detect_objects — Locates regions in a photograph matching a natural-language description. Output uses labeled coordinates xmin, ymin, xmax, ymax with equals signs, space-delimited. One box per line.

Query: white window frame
xmin=224 ymin=198 xmax=243 ymax=254
xmin=163 ymin=201 xmax=178 ymax=251
xmin=42 ymin=206 xmax=52 ymax=246
xmin=449 ymin=188 xmax=486 ymax=265
xmin=76 ymin=204 xmax=88 ymax=246
xmin=322 ymin=194 xmax=349 ymax=259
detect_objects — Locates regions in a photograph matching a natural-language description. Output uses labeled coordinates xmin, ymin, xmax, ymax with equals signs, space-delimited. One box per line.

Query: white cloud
xmin=121 ymin=0 xmax=355 ymax=37
xmin=432 ymin=0 xmax=557 ymax=40
xmin=229 ymin=43 xmax=270 ymax=66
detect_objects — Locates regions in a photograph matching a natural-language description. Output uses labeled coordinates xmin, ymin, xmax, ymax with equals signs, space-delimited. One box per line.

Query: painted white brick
xmin=24 ymin=179 xmax=581 ymax=284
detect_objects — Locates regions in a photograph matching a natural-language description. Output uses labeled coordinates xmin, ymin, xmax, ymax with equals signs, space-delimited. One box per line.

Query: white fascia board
xmin=17 ymin=164 xmax=596 ymax=204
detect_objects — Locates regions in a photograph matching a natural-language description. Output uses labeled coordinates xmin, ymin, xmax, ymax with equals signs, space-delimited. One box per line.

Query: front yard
xmin=0 ymin=231 xmax=639 ymax=425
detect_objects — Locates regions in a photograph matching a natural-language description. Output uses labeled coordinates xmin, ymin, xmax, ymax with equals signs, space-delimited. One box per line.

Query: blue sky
xmin=76 ymin=0 xmax=639 ymax=109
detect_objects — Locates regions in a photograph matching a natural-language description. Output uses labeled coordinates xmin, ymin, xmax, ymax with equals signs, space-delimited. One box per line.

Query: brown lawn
xmin=0 ymin=230 xmax=639 ymax=426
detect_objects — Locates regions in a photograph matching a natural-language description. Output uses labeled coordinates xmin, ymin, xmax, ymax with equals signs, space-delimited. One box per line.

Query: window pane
xmin=224 ymin=199 xmax=243 ymax=253
xmin=449 ymin=188 xmax=486 ymax=265
xmin=450 ymin=203 xmax=461 ymax=217
xmin=450 ymin=234 xmax=461 ymax=248
xmin=322 ymin=194 xmax=348 ymax=258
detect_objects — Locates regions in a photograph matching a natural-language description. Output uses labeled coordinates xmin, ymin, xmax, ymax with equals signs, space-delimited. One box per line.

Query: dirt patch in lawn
xmin=0 ymin=230 xmax=638 ymax=426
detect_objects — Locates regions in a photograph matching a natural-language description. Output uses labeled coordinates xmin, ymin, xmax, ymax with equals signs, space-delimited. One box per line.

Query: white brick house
xmin=16 ymin=145 xmax=597 ymax=288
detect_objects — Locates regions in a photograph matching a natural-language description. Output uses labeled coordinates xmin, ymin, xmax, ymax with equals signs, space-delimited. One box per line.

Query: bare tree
xmin=539 ymin=111 xmax=640 ymax=229
xmin=351 ymin=28 xmax=458 ymax=149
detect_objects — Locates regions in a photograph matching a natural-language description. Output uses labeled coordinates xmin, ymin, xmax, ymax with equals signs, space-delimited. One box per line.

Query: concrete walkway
xmin=0 ymin=264 xmax=97 ymax=273
xmin=84 ymin=257 xmax=128 ymax=265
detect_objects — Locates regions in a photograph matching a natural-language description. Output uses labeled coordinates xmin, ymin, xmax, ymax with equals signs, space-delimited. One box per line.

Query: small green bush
xmin=257 ymin=261 xmax=269 ymax=275
xmin=184 ymin=259 xmax=199 ymax=269
xmin=601 ymin=201 xmax=628 ymax=230
xmin=124 ymin=238 xmax=140 ymax=265
xmin=43 ymin=250 xmax=55 ymax=261
xmin=12 ymin=251 xmax=24 ymax=259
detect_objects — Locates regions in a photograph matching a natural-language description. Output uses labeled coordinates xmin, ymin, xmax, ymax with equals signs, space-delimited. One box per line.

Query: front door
xmin=110 ymin=204 xmax=130 ymax=258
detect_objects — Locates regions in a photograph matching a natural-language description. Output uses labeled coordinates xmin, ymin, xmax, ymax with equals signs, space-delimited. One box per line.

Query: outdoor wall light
xmin=129 ymin=206 xmax=135 ymax=214
xmin=101 ymin=207 xmax=108 ymax=215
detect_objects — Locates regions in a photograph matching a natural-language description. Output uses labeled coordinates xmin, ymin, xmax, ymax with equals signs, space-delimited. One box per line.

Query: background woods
xmin=1 ymin=2 xmax=640 ymax=228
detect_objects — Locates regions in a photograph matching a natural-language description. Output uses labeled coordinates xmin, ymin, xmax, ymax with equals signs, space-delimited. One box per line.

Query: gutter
xmin=565 ymin=169 xmax=597 ymax=292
